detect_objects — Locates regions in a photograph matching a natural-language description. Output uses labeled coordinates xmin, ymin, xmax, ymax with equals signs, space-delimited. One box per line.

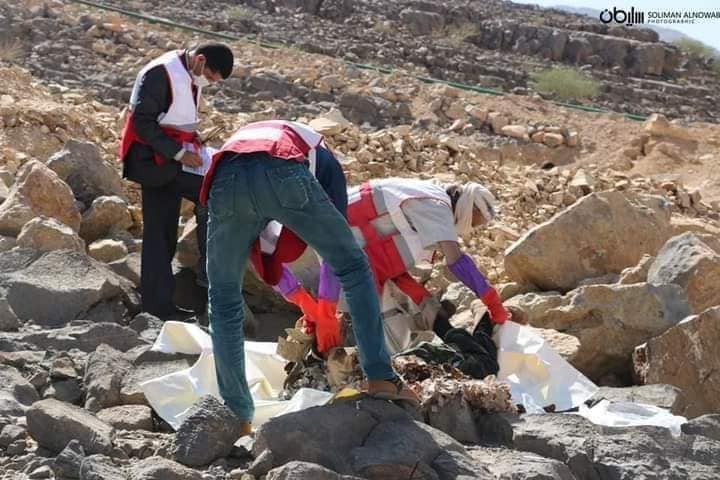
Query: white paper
xmin=181 ymin=144 xmax=216 ymax=176
xmin=139 ymin=321 xmax=332 ymax=430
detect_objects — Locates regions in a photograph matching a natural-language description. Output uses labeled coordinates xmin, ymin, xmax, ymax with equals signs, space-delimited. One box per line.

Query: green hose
xmin=68 ymin=0 xmax=648 ymax=122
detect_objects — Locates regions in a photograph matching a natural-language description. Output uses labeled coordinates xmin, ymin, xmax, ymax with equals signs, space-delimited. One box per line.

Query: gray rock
xmin=129 ymin=456 xmax=202 ymax=480
xmin=46 ymin=140 xmax=126 ymax=207
xmin=53 ymin=439 xmax=85 ymax=479
xmin=0 ymin=296 xmax=20 ymax=331
xmin=84 ymin=344 xmax=133 ymax=412
xmin=505 ymin=192 xmax=672 ymax=292
xmin=45 ymin=378 xmax=84 ymax=404
xmin=426 ymin=395 xmax=481 ymax=444
xmin=253 ymin=401 xmax=383 ymax=474
xmin=0 ymin=364 xmax=40 ymax=407
xmin=648 ymin=232 xmax=720 ymax=314
xmin=26 ymin=398 xmax=115 ymax=455
xmin=21 ymin=322 xmax=147 ymax=353
xmin=682 ymin=414 xmax=720 ymax=441
xmin=120 ymin=359 xmax=192 ymax=405
xmin=174 ymin=395 xmax=241 ymax=467
xmin=511 ymin=413 xmax=720 ymax=479
xmin=109 ymin=252 xmax=141 ymax=287
xmin=468 ymin=446 xmax=575 ymax=480
xmin=0 ymin=249 xmax=137 ymax=326
xmin=79 ymin=454 xmax=126 ymax=480
xmin=29 ymin=465 xmax=55 ymax=479
xmin=399 ymin=9 xmax=444 ymax=36
xmin=80 ymin=195 xmax=133 ymax=243
xmin=588 ymin=384 xmax=689 ymax=416
xmin=0 ymin=424 xmax=26 ymax=448
xmin=96 ymin=405 xmax=154 ymax=431
xmin=351 ymin=420 xmax=470 ymax=478
xmin=266 ymin=461 xmax=364 ymax=480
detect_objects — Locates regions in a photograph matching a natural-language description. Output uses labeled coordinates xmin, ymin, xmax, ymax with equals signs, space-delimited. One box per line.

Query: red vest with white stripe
xmin=118 ymin=51 xmax=201 ymax=164
xmin=199 ymin=120 xmax=323 ymax=205
xmin=200 ymin=121 xmax=325 ymax=285
xmin=347 ymin=179 xmax=452 ymax=305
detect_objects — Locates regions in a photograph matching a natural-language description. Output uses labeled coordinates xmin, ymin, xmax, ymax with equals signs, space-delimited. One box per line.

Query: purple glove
xmin=449 ymin=254 xmax=508 ymax=324
xmin=448 ymin=254 xmax=491 ymax=297
xmin=273 ymin=265 xmax=301 ymax=298
xmin=317 ymin=261 xmax=341 ymax=302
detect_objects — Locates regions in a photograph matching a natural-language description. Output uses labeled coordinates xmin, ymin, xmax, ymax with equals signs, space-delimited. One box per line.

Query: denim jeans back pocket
xmin=208 ymin=174 xmax=235 ymax=219
xmin=268 ymin=165 xmax=310 ymax=210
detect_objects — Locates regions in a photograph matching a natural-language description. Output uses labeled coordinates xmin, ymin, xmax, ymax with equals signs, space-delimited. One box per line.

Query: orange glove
xmin=315 ymin=299 xmax=341 ymax=353
xmin=287 ymin=288 xmax=320 ymax=328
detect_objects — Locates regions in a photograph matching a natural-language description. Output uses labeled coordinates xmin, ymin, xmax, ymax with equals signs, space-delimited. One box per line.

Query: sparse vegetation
xmin=0 ymin=38 xmax=24 ymax=63
xmin=373 ymin=20 xmax=394 ymax=34
xmin=433 ymin=22 xmax=480 ymax=47
xmin=530 ymin=67 xmax=601 ymax=102
xmin=227 ymin=5 xmax=256 ymax=21
xmin=673 ymin=38 xmax=718 ymax=59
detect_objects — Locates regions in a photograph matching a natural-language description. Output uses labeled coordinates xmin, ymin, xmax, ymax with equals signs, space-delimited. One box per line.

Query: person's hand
xmin=315 ymin=300 xmax=341 ymax=354
xmin=507 ymin=305 xmax=529 ymax=325
xmin=179 ymin=151 xmax=202 ymax=168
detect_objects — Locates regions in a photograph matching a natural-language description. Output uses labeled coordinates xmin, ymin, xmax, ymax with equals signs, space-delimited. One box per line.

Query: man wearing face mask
xmin=119 ymin=43 xmax=234 ymax=319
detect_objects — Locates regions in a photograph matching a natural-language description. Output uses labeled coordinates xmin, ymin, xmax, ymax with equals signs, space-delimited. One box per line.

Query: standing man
xmin=119 ymin=44 xmax=234 ymax=319
xmin=200 ymin=121 xmax=419 ymax=433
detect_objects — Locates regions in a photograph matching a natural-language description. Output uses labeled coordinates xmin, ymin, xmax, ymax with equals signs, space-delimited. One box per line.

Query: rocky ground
xmin=0 ymin=0 xmax=719 ymax=479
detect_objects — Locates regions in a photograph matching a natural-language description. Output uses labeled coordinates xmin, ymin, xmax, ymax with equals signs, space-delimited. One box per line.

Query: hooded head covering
xmin=453 ymin=182 xmax=497 ymax=237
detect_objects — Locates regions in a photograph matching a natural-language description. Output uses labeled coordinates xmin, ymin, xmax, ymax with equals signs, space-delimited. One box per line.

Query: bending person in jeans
xmin=199 ymin=121 xmax=419 ymax=435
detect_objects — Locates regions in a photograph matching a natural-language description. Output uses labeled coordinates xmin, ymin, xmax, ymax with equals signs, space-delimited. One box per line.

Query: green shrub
xmin=673 ymin=38 xmax=717 ymax=59
xmin=433 ymin=22 xmax=480 ymax=47
xmin=227 ymin=5 xmax=255 ymax=21
xmin=530 ymin=68 xmax=600 ymax=102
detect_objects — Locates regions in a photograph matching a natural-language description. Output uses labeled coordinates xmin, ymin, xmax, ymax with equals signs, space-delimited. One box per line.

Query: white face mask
xmin=192 ymin=72 xmax=209 ymax=88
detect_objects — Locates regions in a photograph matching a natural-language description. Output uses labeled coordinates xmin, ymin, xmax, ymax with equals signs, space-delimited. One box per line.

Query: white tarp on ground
xmin=140 ymin=321 xmax=333 ymax=429
xmin=493 ymin=321 xmax=598 ymax=412
xmin=142 ymin=320 xmax=685 ymax=433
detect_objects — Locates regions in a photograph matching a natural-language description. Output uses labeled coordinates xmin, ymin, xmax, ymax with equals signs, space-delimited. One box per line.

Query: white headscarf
xmin=453 ymin=182 xmax=497 ymax=237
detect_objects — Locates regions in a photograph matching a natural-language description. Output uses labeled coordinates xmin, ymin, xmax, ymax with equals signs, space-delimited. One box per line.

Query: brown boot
xmin=239 ymin=421 xmax=252 ymax=437
xmin=366 ymin=377 xmax=420 ymax=406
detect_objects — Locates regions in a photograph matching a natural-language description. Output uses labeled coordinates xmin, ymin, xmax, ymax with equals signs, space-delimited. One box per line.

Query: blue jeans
xmin=206 ymin=154 xmax=395 ymax=421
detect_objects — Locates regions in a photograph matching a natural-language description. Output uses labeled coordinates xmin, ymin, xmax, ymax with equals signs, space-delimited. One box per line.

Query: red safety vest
xmin=347 ymin=182 xmax=432 ymax=306
xmin=201 ymin=121 xmax=324 ymax=285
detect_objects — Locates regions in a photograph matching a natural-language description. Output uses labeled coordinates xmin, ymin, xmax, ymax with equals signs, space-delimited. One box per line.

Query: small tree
xmin=530 ymin=68 xmax=600 ymax=102
xmin=673 ymin=38 xmax=718 ymax=59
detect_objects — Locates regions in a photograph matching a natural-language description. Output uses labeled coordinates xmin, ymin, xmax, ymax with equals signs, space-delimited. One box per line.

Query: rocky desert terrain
xmin=0 ymin=0 xmax=719 ymax=479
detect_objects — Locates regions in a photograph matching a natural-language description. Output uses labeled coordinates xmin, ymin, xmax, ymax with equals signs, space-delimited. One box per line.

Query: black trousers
xmin=140 ymin=171 xmax=208 ymax=315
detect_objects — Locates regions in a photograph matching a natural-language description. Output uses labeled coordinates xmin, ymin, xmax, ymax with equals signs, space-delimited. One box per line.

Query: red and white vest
xmin=118 ymin=50 xmax=200 ymax=164
xmin=200 ymin=120 xmax=323 ymax=205
xmin=200 ymin=121 xmax=325 ymax=285
xmin=347 ymin=178 xmax=452 ymax=305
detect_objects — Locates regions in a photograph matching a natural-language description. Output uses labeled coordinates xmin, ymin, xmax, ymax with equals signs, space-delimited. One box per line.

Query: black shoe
xmin=151 ymin=306 xmax=196 ymax=322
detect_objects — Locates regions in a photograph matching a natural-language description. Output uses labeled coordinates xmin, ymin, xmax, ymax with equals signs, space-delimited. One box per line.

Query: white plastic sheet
xmin=139 ymin=321 xmax=332 ymax=430
xmin=577 ymin=399 xmax=687 ymax=436
xmin=494 ymin=321 xmax=598 ymax=412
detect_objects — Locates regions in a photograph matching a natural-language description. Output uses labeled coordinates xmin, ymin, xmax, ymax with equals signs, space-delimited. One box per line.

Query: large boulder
xmin=80 ymin=195 xmax=133 ymax=243
xmin=648 ymin=232 xmax=720 ymax=314
xmin=0 ymin=249 xmax=138 ymax=326
xmin=511 ymin=413 xmax=720 ymax=479
xmin=16 ymin=216 xmax=85 ymax=252
xmin=46 ymin=140 xmax=125 ymax=206
xmin=26 ymin=398 xmax=115 ymax=455
xmin=508 ymin=282 xmax=689 ymax=381
xmin=89 ymin=239 xmax=128 ymax=263
xmin=252 ymin=399 xmax=488 ymax=478
xmin=96 ymin=405 xmax=154 ymax=431
xmin=634 ymin=306 xmax=720 ymax=418
xmin=588 ymin=384 xmax=689 ymax=416
xmin=504 ymin=191 xmax=672 ymax=291
xmin=0 ymin=159 xmax=81 ymax=236
xmin=266 ymin=462 xmax=364 ymax=480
